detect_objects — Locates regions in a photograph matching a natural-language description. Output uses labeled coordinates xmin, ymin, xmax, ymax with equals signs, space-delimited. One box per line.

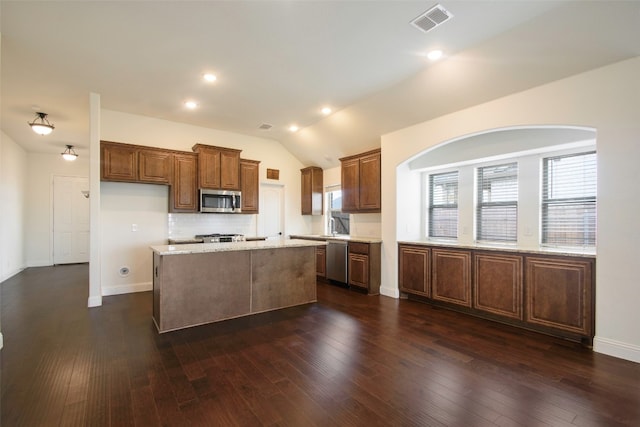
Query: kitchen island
xmin=150 ymin=239 xmax=326 ymax=333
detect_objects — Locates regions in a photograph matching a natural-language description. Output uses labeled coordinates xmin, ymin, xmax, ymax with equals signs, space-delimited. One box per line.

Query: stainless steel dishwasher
xmin=326 ymin=240 xmax=348 ymax=284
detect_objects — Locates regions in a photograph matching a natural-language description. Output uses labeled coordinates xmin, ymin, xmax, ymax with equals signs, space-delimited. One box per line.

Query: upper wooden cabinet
xmin=301 ymin=166 xmax=323 ymax=215
xmin=192 ymin=144 xmax=241 ymax=190
xmin=240 ymin=159 xmax=260 ymax=214
xmin=340 ymin=148 xmax=381 ymax=213
xmin=101 ymin=141 xmax=172 ymax=184
xmin=170 ymin=153 xmax=198 ymax=213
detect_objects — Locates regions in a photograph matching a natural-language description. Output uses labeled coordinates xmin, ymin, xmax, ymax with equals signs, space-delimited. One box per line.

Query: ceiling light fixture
xmin=203 ymin=73 xmax=217 ymax=82
xmin=184 ymin=100 xmax=198 ymax=109
xmin=321 ymin=107 xmax=332 ymax=115
xmin=61 ymin=145 xmax=78 ymax=161
xmin=28 ymin=112 xmax=55 ymax=135
xmin=427 ymin=50 xmax=443 ymax=61
xmin=289 ymin=125 xmax=299 ymax=132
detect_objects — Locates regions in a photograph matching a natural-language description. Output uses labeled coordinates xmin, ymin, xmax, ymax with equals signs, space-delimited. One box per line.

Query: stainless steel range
xmin=195 ymin=233 xmax=245 ymax=243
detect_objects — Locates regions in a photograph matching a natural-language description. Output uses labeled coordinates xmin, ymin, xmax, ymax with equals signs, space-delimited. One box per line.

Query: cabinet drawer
xmin=348 ymin=242 xmax=369 ymax=255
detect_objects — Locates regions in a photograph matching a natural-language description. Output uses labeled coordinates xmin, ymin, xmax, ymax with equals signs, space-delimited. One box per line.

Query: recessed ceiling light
xmin=427 ymin=50 xmax=443 ymax=61
xmin=184 ymin=100 xmax=198 ymax=109
xmin=289 ymin=125 xmax=299 ymax=132
xmin=203 ymin=73 xmax=217 ymax=82
xmin=321 ymin=107 xmax=332 ymax=115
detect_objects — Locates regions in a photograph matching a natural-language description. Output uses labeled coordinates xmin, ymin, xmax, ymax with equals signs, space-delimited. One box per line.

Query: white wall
xmin=24 ymin=153 xmax=89 ymax=267
xmin=0 ymin=131 xmax=27 ymax=282
xmin=381 ymin=57 xmax=640 ymax=363
xmin=99 ymin=109 xmax=312 ymax=295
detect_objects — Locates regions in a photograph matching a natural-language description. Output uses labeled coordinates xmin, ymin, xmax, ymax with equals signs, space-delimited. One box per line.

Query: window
xmin=327 ymin=187 xmax=349 ymax=235
xmin=476 ymin=162 xmax=518 ymax=242
xmin=542 ymin=151 xmax=596 ymax=247
xmin=428 ymin=171 xmax=458 ymax=238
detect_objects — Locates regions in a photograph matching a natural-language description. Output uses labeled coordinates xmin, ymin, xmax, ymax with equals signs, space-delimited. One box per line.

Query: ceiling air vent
xmin=410 ymin=4 xmax=453 ymax=33
xmin=258 ymin=123 xmax=273 ymax=130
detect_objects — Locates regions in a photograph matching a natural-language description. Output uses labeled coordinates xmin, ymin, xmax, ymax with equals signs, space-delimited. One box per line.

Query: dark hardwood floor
xmin=2 ymin=264 xmax=639 ymax=426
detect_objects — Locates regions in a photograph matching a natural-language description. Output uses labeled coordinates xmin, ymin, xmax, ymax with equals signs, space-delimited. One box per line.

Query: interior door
xmin=259 ymin=183 xmax=284 ymax=239
xmin=53 ymin=175 xmax=90 ymax=264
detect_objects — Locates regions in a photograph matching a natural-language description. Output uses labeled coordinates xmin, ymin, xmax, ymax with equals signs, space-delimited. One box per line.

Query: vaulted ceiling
xmin=2 ymin=1 xmax=639 ymax=168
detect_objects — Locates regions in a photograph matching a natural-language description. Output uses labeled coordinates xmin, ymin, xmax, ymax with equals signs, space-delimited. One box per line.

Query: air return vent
xmin=258 ymin=123 xmax=273 ymax=130
xmin=410 ymin=4 xmax=453 ymax=33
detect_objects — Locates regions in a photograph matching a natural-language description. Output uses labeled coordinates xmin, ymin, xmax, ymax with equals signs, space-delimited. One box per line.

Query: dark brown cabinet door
xmin=138 ymin=149 xmax=172 ymax=184
xmin=432 ymin=248 xmax=472 ymax=307
xmin=358 ymin=151 xmax=381 ymax=211
xmin=474 ymin=252 xmax=523 ymax=320
xmin=101 ymin=141 xmax=138 ymax=182
xmin=341 ymin=158 xmax=360 ymax=213
xmin=349 ymin=253 xmax=369 ymax=290
xmin=398 ymin=245 xmax=430 ymax=297
xmin=240 ymin=159 xmax=260 ymax=214
xmin=170 ymin=153 xmax=198 ymax=212
xmin=316 ymin=247 xmax=326 ymax=278
xmin=220 ymin=149 xmax=240 ymax=190
xmin=301 ymin=166 xmax=323 ymax=215
xmin=526 ymin=256 xmax=593 ymax=336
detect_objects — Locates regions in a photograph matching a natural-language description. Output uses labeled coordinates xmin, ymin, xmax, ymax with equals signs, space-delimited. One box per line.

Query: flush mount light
xmin=321 ymin=107 xmax=332 ymax=115
xmin=427 ymin=49 xmax=444 ymax=61
xmin=203 ymin=73 xmax=217 ymax=82
xmin=184 ymin=100 xmax=198 ymax=109
xmin=61 ymin=145 xmax=78 ymax=161
xmin=289 ymin=125 xmax=299 ymax=132
xmin=28 ymin=112 xmax=55 ymax=135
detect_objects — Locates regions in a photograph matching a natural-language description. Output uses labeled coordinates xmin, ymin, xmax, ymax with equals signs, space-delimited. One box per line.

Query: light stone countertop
xmin=289 ymin=234 xmax=383 ymax=244
xmin=151 ymin=238 xmax=326 ymax=256
xmin=398 ymin=240 xmax=596 ymax=258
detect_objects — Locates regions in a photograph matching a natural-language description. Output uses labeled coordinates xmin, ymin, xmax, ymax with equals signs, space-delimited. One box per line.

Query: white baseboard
xmin=88 ymin=295 xmax=102 ymax=307
xmin=26 ymin=260 xmax=52 ymax=268
xmin=380 ymin=285 xmax=400 ymax=299
xmin=0 ymin=267 xmax=25 ymax=283
xmin=594 ymin=336 xmax=640 ymax=364
xmin=101 ymin=281 xmax=152 ymax=296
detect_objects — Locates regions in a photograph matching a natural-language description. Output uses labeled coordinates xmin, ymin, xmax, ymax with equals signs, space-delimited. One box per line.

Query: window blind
xmin=429 ymin=171 xmax=458 ymax=238
xmin=476 ymin=162 xmax=518 ymax=242
xmin=542 ymin=151 xmax=596 ymax=247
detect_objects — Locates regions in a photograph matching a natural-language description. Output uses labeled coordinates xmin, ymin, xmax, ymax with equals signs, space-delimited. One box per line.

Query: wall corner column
xmin=88 ymin=92 xmax=102 ymax=308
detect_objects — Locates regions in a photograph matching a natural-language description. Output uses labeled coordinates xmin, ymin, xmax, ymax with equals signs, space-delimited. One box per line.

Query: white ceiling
xmin=2 ymin=1 xmax=639 ymax=169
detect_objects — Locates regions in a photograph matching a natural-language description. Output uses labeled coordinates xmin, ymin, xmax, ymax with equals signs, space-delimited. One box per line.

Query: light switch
xmin=132 ymin=224 xmax=138 ymax=232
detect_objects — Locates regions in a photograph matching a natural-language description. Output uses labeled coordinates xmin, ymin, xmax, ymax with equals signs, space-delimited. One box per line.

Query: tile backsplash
xmin=168 ymin=213 xmax=257 ymax=238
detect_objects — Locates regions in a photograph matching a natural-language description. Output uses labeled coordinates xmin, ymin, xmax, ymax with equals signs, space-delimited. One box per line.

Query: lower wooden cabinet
xmin=398 ymin=245 xmax=430 ymax=297
xmin=474 ymin=252 xmax=523 ymax=320
xmin=316 ymin=246 xmax=326 ymax=278
xmin=348 ymin=242 xmax=380 ymax=295
xmin=398 ymin=243 xmax=595 ymax=343
xmin=526 ymin=256 xmax=593 ymax=336
xmin=431 ymin=248 xmax=471 ymax=307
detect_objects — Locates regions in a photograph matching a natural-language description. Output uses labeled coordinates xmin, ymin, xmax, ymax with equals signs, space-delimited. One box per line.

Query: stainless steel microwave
xmin=199 ymin=189 xmax=242 ymax=213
